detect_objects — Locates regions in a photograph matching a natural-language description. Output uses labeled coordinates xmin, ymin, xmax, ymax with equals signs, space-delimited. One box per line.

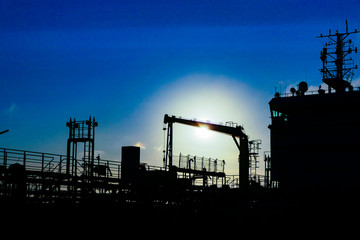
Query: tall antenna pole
xmin=317 ymin=21 xmax=358 ymax=93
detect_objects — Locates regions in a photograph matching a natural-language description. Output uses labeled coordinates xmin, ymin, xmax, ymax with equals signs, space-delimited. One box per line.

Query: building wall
xmin=269 ymin=92 xmax=360 ymax=190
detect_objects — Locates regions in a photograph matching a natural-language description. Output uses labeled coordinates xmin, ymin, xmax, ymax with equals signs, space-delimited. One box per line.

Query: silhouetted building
xmin=269 ymin=24 xmax=359 ymax=191
xmin=269 ymin=88 xmax=360 ymax=190
xmin=121 ymin=146 xmax=140 ymax=184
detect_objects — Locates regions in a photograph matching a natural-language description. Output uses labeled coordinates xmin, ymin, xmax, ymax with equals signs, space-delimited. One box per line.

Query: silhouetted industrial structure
xmin=1 ymin=22 xmax=360 ymax=220
xmin=163 ymin=114 xmax=253 ymax=189
xmin=270 ymin=23 xmax=359 ymax=191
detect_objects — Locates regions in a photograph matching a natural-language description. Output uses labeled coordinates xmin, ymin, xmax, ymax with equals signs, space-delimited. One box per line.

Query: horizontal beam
xmin=164 ymin=114 xmax=247 ymax=138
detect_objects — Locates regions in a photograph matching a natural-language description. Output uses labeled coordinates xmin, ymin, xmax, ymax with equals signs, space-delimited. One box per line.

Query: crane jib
xmin=163 ymin=114 xmax=250 ymax=189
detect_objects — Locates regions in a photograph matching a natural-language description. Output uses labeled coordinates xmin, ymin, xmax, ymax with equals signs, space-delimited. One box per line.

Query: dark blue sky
xmin=1 ymin=0 xmax=360 ymax=172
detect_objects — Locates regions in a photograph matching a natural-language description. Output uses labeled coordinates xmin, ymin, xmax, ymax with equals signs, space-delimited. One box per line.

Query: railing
xmin=0 ymin=148 xmax=123 ymax=179
xmin=1 ymin=148 xmax=67 ymax=174
xmin=277 ymin=86 xmax=360 ymax=98
xmin=278 ymin=90 xmax=319 ymax=98
xmin=225 ymin=175 xmax=268 ymax=188
xmin=1 ymin=148 xmax=254 ymax=189
xmin=226 ymin=175 xmax=239 ymax=188
xmin=172 ymin=153 xmax=225 ymax=173
xmin=0 ymin=148 xmax=173 ymax=182
xmin=170 ymin=116 xmax=241 ymax=129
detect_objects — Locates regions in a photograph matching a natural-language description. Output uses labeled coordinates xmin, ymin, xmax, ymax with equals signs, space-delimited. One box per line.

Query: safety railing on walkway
xmin=0 ymin=148 xmax=123 ymax=179
xmin=172 ymin=153 xmax=225 ymax=173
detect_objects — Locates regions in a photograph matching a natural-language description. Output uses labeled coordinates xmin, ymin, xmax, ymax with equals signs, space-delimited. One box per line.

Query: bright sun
xmin=195 ymin=125 xmax=212 ymax=139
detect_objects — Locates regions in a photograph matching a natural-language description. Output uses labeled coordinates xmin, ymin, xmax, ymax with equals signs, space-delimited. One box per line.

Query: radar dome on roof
xmin=299 ymin=81 xmax=308 ymax=95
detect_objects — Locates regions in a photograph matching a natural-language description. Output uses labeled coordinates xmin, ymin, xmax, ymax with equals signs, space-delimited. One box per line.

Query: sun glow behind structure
xmin=130 ymin=74 xmax=270 ymax=175
xmin=195 ymin=125 xmax=213 ymax=140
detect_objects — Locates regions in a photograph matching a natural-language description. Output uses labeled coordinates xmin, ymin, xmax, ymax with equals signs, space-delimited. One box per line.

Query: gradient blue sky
xmin=1 ymin=0 xmax=360 ymax=174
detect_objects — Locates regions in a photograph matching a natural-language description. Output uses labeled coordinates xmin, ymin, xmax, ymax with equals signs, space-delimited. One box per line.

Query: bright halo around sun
xmin=195 ymin=125 xmax=213 ymax=139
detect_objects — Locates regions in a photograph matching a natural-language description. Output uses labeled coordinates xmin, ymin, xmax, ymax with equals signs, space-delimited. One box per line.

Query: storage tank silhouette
xmin=121 ymin=146 xmax=140 ymax=184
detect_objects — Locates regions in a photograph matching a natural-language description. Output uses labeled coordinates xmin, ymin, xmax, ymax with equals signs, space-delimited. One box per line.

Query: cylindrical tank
xmin=121 ymin=146 xmax=140 ymax=184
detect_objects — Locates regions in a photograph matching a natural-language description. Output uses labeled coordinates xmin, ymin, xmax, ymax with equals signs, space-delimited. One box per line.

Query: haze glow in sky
xmin=1 ymin=0 xmax=360 ymax=174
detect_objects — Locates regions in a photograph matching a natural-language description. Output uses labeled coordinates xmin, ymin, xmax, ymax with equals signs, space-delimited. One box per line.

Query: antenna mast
xmin=317 ymin=21 xmax=358 ymax=93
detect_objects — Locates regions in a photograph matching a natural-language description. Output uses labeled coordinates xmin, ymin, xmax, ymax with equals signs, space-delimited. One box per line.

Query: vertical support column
xmin=66 ymin=118 xmax=72 ymax=176
xmin=41 ymin=153 xmax=44 ymax=173
xmin=23 ymin=151 xmax=26 ymax=167
xmin=232 ymin=135 xmax=249 ymax=189
xmin=165 ymin=121 xmax=173 ymax=170
xmin=91 ymin=116 xmax=96 ymax=179
xmin=87 ymin=116 xmax=93 ymax=178
xmin=239 ymin=136 xmax=249 ymax=189
xmin=336 ymin=33 xmax=344 ymax=82
xmin=3 ymin=149 xmax=7 ymax=168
